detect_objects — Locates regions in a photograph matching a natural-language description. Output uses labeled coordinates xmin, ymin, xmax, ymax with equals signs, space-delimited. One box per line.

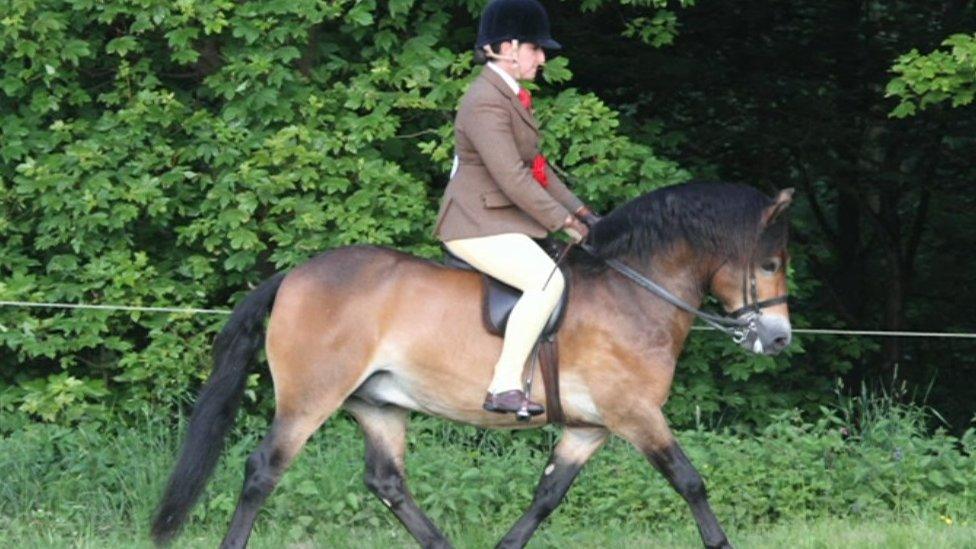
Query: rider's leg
xmin=445 ymin=233 xmax=564 ymax=398
xmin=489 ymin=276 xmax=562 ymax=393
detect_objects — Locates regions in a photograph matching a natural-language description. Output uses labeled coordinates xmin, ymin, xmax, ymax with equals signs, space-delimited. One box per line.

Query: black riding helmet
xmin=475 ymin=0 xmax=562 ymax=51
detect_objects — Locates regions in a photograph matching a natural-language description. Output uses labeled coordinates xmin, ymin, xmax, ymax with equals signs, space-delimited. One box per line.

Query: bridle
xmin=579 ymin=243 xmax=788 ymax=345
xmin=729 ymin=260 xmax=789 ymax=318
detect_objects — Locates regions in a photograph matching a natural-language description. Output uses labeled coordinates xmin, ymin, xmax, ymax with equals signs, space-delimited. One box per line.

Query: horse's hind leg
xmin=496 ymin=427 xmax=608 ymax=549
xmin=614 ymin=407 xmax=731 ymax=549
xmin=344 ymin=400 xmax=451 ymax=549
xmin=219 ymin=409 xmax=332 ymax=549
xmin=221 ymin=350 xmax=367 ymax=546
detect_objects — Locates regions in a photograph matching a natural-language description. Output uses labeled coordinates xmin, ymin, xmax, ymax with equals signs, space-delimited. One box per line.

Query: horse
xmin=150 ymin=181 xmax=794 ymax=549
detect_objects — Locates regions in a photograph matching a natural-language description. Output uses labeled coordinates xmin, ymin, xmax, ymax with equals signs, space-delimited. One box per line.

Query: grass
xmin=2 ymin=515 xmax=973 ymax=548
xmin=1 ymin=401 xmax=973 ymax=548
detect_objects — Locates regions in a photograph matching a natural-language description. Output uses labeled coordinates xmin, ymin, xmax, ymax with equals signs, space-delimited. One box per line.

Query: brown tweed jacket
xmin=433 ymin=67 xmax=584 ymax=241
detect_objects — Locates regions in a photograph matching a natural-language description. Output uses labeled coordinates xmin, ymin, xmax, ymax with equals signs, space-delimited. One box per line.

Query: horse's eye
xmin=760 ymin=258 xmax=780 ymax=273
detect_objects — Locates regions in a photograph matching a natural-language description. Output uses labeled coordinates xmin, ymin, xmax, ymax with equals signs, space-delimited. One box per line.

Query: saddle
xmin=443 ymin=241 xmax=569 ymax=424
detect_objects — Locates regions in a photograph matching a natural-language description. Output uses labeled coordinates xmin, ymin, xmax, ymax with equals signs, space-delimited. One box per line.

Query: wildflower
xmin=941 ymin=514 xmax=953 ymax=526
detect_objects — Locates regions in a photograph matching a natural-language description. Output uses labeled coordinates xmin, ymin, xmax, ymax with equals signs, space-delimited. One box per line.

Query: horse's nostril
xmin=773 ymin=335 xmax=790 ymax=349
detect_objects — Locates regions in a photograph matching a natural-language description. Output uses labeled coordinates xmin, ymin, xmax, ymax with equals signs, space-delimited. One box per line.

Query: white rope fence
xmin=2 ymin=299 xmax=976 ymax=338
xmin=691 ymin=326 xmax=976 ymax=339
xmin=0 ymin=300 xmax=231 ymax=316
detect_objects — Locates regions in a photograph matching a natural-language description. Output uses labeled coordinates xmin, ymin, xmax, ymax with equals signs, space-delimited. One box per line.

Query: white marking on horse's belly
xmin=357 ymin=373 xmax=422 ymax=411
xmin=560 ymin=376 xmax=602 ymax=424
xmin=544 ymin=464 xmax=555 ymax=475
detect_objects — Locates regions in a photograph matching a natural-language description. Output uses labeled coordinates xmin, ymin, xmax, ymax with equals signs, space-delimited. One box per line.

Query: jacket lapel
xmin=479 ymin=67 xmax=539 ymax=134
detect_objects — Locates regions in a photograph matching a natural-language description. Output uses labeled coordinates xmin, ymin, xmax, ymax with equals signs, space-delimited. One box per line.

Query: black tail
xmin=150 ymin=273 xmax=286 ymax=545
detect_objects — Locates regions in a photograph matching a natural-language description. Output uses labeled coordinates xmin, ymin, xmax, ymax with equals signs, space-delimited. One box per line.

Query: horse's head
xmin=586 ymin=182 xmax=795 ymax=355
xmin=708 ymin=188 xmax=793 ymax=355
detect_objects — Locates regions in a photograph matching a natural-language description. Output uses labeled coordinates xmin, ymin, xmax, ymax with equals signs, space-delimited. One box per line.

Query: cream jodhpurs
xmin=444 ymin=233 xmax=565 ymax=394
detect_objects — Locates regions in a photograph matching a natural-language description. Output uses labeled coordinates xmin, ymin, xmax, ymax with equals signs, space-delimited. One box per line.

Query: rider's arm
xmin=542 ymin=164 xmax=585 ymax=215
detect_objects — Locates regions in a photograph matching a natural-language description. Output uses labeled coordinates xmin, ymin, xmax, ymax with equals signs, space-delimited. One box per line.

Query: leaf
xmin=927 ymin=469 xmax=948 ymax=488
xmin=889 ymin=101 xmax=917 ymax=119
xmin=541 ymin=56 xmax=572 ymax=84
xmin=347 ymin=5 xmax=374 ymax=27
xmin=105 ymin=36 xmax=138 ymax=56
xmin=389 ymin=0 xmax=415 ymax=17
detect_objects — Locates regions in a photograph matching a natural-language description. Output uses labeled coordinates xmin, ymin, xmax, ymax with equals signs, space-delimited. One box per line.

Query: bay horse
xmin=151 ymin=181 xmax=794 ymax=549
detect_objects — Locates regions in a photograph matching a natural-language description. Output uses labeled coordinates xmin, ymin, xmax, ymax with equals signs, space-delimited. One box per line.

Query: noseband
xmin=729 ymin=260 xmax=790 ymax=319
xmin=580 ymin=244 xmax=788 ymax=344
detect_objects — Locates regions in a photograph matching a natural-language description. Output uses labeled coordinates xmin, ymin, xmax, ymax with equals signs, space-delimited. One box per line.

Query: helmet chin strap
xmin=482 ymin=39 xmax=527 ymax=80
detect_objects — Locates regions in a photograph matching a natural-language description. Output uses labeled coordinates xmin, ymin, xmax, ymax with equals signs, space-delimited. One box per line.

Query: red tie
xmin=518 ymin=88 xmax=532 ymax=110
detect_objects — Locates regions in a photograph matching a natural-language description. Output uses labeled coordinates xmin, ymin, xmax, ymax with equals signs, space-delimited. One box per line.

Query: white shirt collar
xmin=486 ymin=62 xmax=520 ymax=95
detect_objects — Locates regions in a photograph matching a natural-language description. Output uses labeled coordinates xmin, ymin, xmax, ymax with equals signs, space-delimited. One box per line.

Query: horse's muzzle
xmin=740 ymin=314 xmax=792 ymax=356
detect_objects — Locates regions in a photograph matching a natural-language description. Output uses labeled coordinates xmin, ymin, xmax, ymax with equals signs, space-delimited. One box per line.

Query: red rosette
xmin=532 ymin=154 xmax=549 ymax=188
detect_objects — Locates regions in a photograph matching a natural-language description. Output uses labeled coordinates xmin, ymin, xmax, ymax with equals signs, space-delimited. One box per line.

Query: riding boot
xmin=483 ymin=390 xmax=544 ymax=416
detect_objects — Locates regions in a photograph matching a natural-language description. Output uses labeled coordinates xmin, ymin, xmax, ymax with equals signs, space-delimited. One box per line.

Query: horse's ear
xmin=761 ymin=188 xmax=794 ymax=228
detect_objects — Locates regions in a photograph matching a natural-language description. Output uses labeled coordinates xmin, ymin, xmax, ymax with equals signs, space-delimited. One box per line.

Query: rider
xmin=434 ymin=0 xmax=598 ymax=416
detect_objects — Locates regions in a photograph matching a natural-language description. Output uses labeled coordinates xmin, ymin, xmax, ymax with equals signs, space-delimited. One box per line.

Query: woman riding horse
xmin=152 ymin=181 xmax=794 ymax=549
xmin=435 ymin=0 xmax=597 ymax=416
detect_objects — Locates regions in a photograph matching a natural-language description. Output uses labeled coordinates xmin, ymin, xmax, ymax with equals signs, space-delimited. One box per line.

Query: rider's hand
xmin=563 ymin=215 xmax=589 ymax=244
xmin=575 ymin=205 xmax=602 ymax=228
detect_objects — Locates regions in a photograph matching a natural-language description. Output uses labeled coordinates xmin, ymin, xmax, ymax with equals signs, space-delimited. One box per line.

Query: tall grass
xmin=1 ymin=390 xmax=973 ymax=547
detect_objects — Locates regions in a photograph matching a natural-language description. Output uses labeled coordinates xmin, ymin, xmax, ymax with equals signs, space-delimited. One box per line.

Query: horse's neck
xmin=587 ymin=248 xmax=712 ymax=342
xmin=650 ymin=252 xmax=709 ymax=302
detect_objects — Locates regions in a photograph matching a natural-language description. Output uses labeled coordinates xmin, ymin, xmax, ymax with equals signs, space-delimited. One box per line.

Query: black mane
xmin=585 ymin=181 xmax=788 ymax=266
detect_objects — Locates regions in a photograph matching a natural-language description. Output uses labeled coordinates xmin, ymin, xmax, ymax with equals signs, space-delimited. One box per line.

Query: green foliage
xmin=579 ymin=0 xmax=696 ymax=47
xmin=539 ymin=89 xmax=690 ymax=209
xmin=4 ymin=0 xmax=967 ymax=434
xmin=0 ymin=401 xmax=972 ymax=544
xmin=1 ymin=0 xmax=689 ymax=425
xmin=887 ymin=33 xmax=976 ymax=117
xmin=1 ymin=372 xmax=107 ymax=424
xmin=623 ymin=11 xmax=681 ymax=48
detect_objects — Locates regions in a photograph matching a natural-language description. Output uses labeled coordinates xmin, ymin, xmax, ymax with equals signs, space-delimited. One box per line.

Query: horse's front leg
xmin=613 ymin=407 xmax=731 ymax=549
xmin=495 ymin=426 xmax=608 ymax=549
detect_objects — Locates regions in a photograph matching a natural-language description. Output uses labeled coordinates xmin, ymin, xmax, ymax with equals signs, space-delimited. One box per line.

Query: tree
xmin=0 ymin=0 xmax=683 ymax=425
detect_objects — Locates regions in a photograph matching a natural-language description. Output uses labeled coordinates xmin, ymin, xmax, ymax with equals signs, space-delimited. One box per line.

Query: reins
xmin=544 ymin=166 xmax=789 ymax=345
xmin=578 ymin=242 xmax=785 ymax=344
